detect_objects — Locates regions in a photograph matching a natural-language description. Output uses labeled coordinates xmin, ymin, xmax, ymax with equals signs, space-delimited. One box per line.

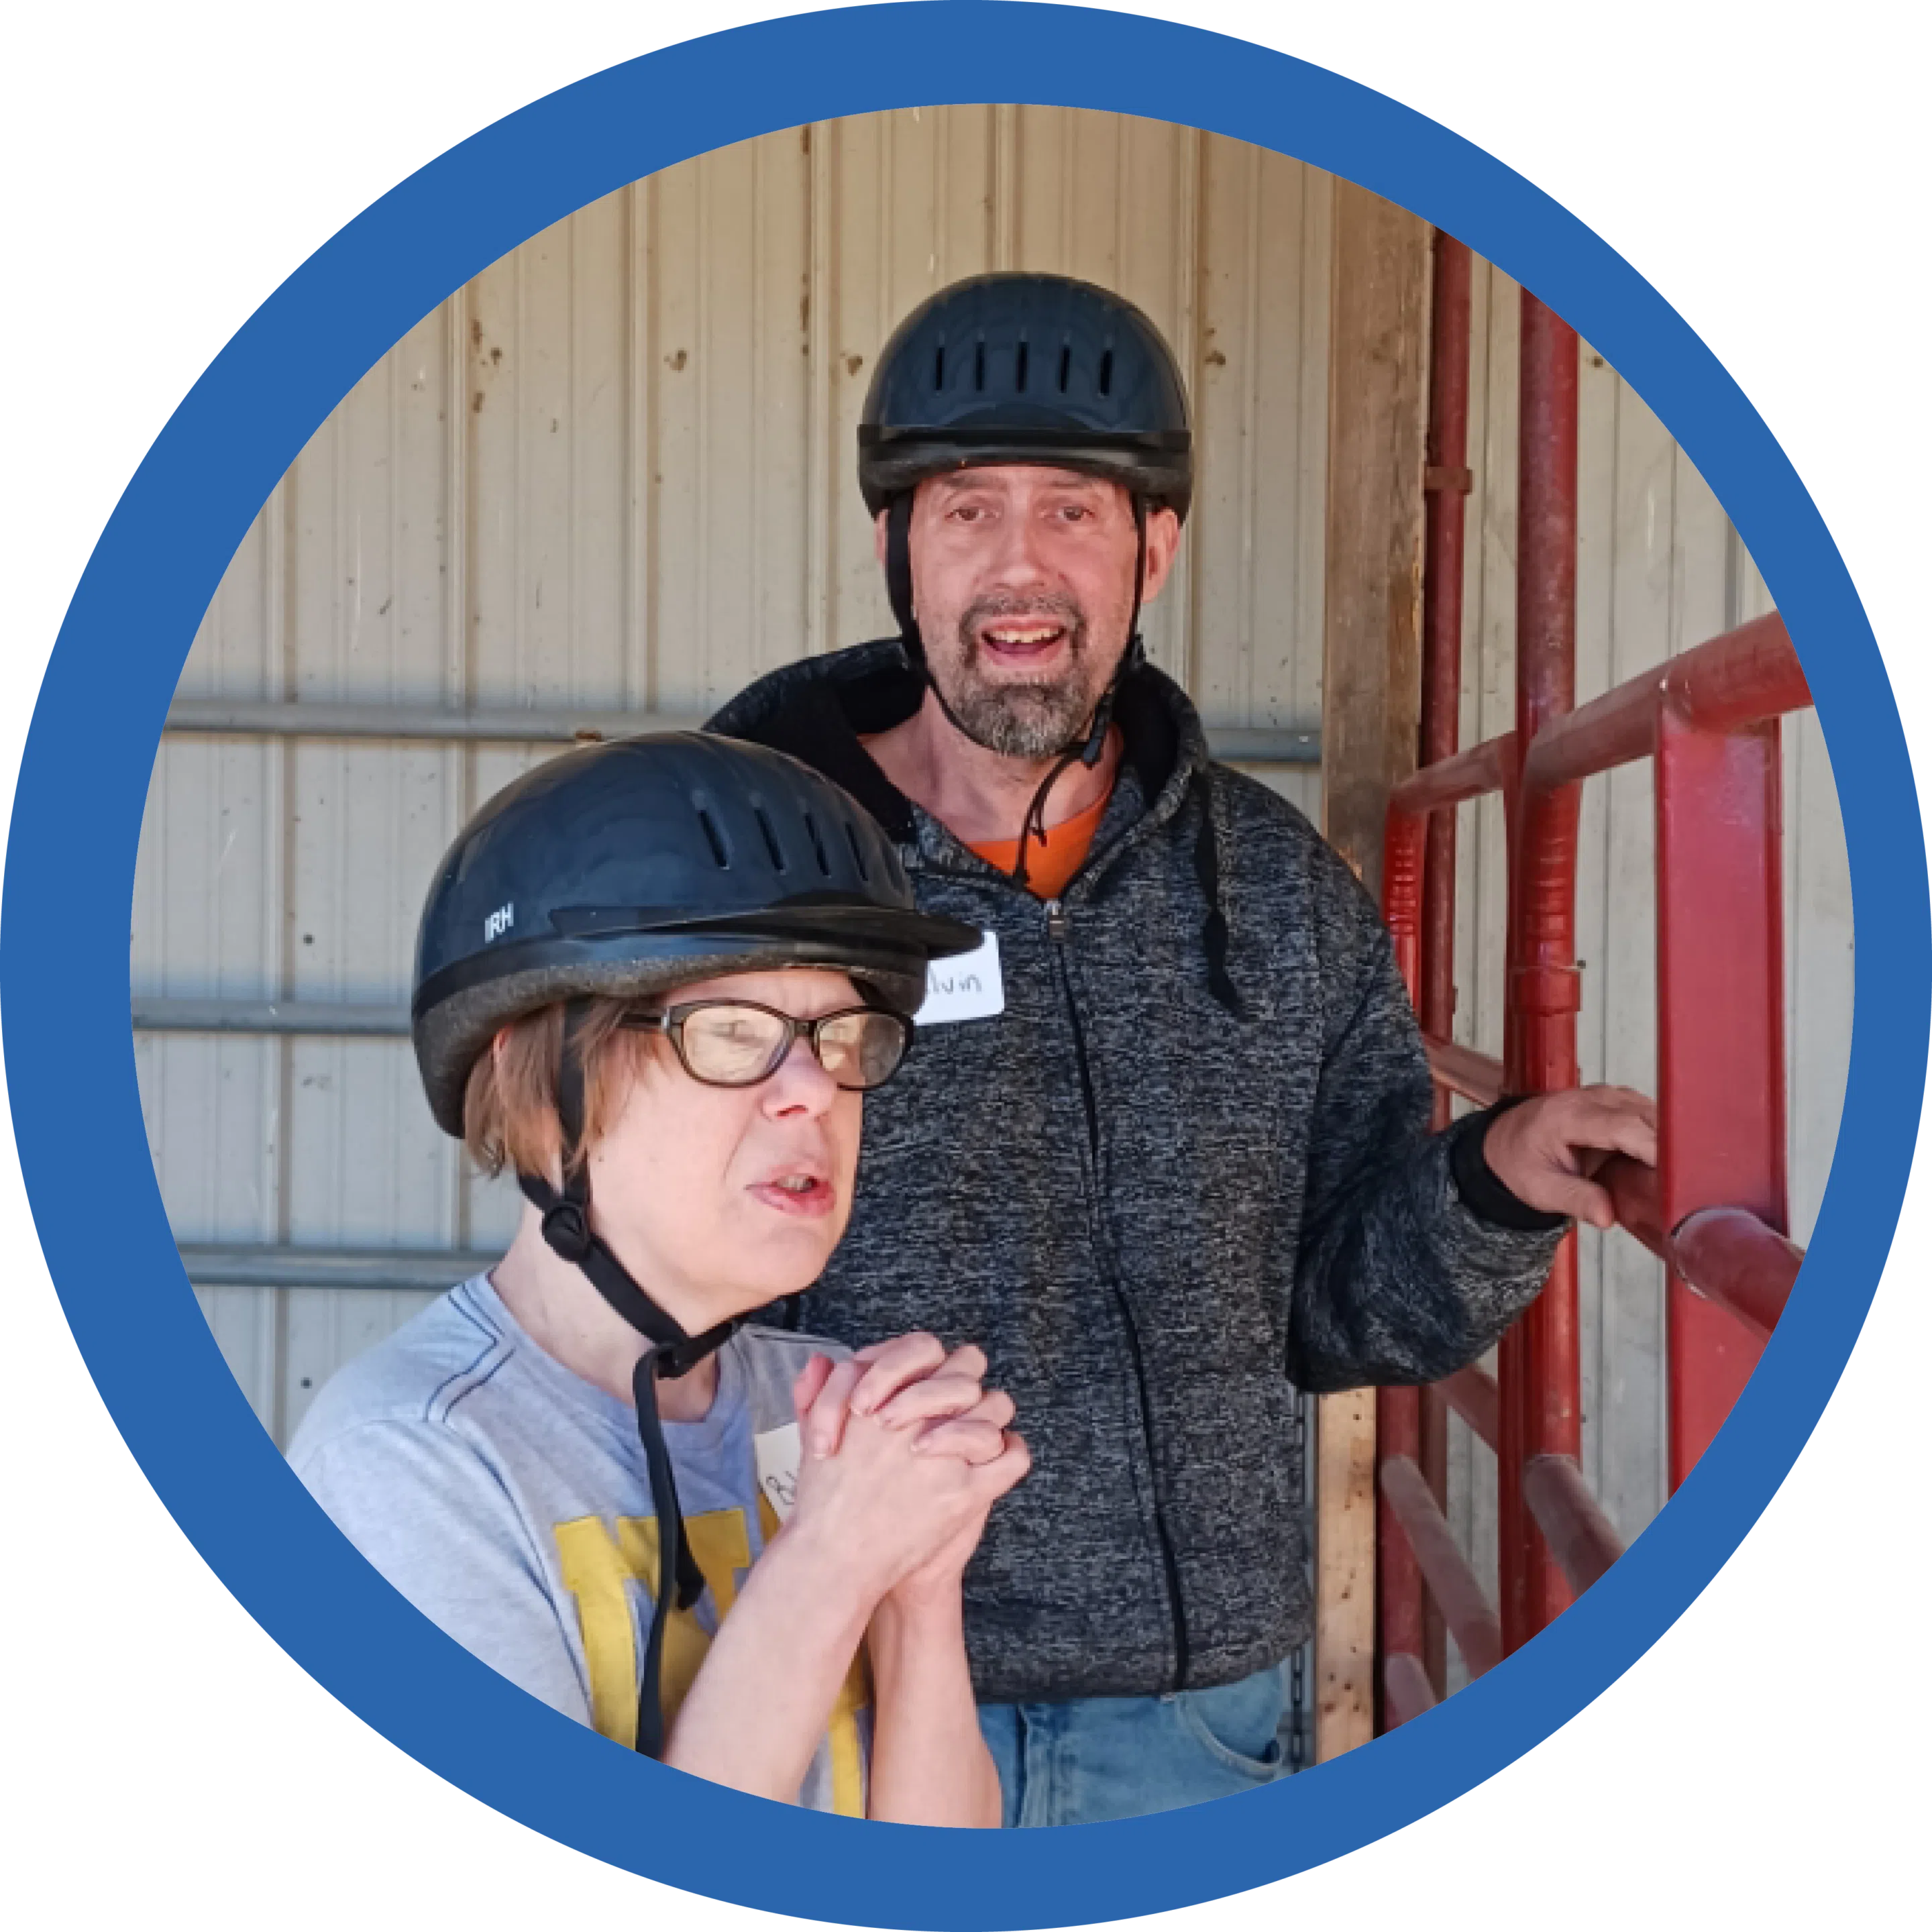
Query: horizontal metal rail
xmin=1424 ymin=1036 xmax=1505 ymax=1108
xmin=136 ymin=999 xmax=410 ymax=1036
xmin=1439 ymin=1363 xmax=1500 ymax=1452
xmin=180 ymin=1244 xmax=496 ymax=1291
xmin=1521 ymin=1454 xmax=1625 ymax=1597
xmin=1378 ymin=1454 xmax=1504 ymax=1678
xmin=1672 ymin=1207 xmax=1801 ymax=1344
xmin=1383 ymin=1652 xmax=1438 ymax=1727
xmin=164 ymin=698 xmax=1323 ymax=767
xmin=1388 ymin=732 xmax=1517 ymax=820
xmin=1590 ymin=1157 xmax=1797 ymax=1342
xmin=1519 ymin=614 xmax=1809 ymax=800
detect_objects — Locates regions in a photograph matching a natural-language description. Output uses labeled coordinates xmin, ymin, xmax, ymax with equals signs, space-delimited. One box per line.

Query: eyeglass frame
xmin=619 ymin=997 xmax=914 ymax=1091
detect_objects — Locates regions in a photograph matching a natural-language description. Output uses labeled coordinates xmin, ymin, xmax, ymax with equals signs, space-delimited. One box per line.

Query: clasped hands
xmin=786 ymin=1334 xmax=1028 ymax=1611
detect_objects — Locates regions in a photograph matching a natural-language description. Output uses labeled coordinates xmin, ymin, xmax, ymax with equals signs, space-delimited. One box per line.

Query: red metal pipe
xmin=1379 ymin=1454 xmax=1505 ymax=1679
xmin=1521 ymin=1455 xmax=1625 ymax=1597
xmin=1601 ymin=1152 xmax=1666 ymax=1259
xmin=1519 ymin=613 xmax=1808 ymax=799
xmin=1419 ymin=1382 xmax=1451 ymax=1695
xmin=1383 ymin=1652 xmax=1439 ymax=1728
xmin=1377 ymin=1384 xmax=1426 ymax=1726
xmin=1424 ymin=1036 xmax=1505 ymax=1108
xmin=1410 ymin=233 xmax=1476 ymax=1715
xmin=1672 ymin=1207 xmax=1802 ymax=1345
xmin=1421 ymin=233 xmax=1473 ymax=1051
xmin=1656 ymin=709 xmax=1788 ymax=1487
xmin=1666 ymin=613 xmax=1811 ymax=736
xmin=1503 ymin=291 xmax=1584 ymax=1647
xmin=1389 ymin=733 xmax=1515 ymax=818
xmin=1440 ymin=1362 xmax=1501 ymax=1452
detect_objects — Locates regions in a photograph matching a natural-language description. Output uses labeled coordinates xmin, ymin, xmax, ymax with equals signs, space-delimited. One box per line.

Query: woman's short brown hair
xmin=461 ymin=998 xmax=655 ymax=1181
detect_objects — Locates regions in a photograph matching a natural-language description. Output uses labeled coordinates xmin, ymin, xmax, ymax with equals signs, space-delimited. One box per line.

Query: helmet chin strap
xmin=516 ymin=998 xmax=739 ymax=1760
xmin=885 ymin=490 xmax=1149 ymax=892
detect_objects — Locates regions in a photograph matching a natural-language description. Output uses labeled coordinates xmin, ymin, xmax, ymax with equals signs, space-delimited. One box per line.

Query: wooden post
xmin=1317 ymin=178 xmax=1432 ymax=1760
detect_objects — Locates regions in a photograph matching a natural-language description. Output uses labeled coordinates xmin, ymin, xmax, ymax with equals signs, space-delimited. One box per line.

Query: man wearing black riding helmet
xmin=711 ymin=272 xmax=1656 ymax=1825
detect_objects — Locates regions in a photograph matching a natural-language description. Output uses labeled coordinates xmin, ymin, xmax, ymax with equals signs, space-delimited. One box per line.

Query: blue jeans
xmin=976 ymin=1660 xmax=1291 ymax=1827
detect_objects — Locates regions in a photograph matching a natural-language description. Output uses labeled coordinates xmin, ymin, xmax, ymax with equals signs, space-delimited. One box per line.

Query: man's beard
xmin=930 ymin=594 xmax=1108 ymax=759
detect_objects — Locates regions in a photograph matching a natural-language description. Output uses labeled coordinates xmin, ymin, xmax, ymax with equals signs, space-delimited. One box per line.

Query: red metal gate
xmin=1373 ymin=243 xmax=1812 ymax=1723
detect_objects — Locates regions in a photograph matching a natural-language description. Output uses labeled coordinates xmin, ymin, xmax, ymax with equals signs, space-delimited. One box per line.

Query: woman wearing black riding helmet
xmin=290 ymin=733 xmax=1029 ymax=1822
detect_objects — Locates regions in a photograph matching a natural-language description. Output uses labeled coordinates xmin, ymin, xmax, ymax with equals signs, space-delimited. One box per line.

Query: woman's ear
xmin=490 ymin=1025 xmax=514 ymax=1069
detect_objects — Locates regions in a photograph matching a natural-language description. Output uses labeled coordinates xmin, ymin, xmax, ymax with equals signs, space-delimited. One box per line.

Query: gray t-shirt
xmin=288 ymin=1273 xmax=868 ymax=1813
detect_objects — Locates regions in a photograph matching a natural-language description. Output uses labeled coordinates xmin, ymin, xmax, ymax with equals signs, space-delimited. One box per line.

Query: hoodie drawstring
xmin=1192 ymin=769 xmax=1244 ymax=1018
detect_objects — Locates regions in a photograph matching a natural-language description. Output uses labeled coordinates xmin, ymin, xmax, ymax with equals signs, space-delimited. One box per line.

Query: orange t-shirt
xmin=967 ymin=787 xmax=1112 ymax=900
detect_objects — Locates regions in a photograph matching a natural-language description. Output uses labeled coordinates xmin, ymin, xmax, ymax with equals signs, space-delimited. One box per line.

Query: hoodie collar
xmin=705 ymin=638 xmax=1213 ymax=857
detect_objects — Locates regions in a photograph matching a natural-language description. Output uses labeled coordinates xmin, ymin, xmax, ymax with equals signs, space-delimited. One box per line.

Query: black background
xmin=15 ymin=11 xmax=1916 ymax=1916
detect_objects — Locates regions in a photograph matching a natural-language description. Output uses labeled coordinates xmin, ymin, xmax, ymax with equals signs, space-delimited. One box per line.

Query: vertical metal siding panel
xmin=136 ymin=497 xmax=286 ymax=1428
xmin=1190 ymin=138 xmax=1326 ymax=820
xmin=823 ymin=109 xmax=1000 ymax=655
xmin=1191 ymin=139 xmax=1274 ymax=729
xmin=457 ymin=215 xmax=538 ymax=1255
xmin=508 ymin=209 xmax=581 ymax=699
xmin=1590 ymin=375 xmax=1678 ymax=1539
xmin=570 ymin=191 xmax=630 ymax=705
xmin=1788 ymin=716 xmax=1853 ymax=1246
xmin=1442 ymin=253 xmax=1499 ymax=1652
xmin=1112 ymin=115 xmax=1194 ymax=679
xmin=803 ymin=127 xmax=835 ymax=662
xmin=282 ymin=318 xmax=461 ymax=1440
xmin=750 ymin=130 xmax=812 ymax=682
xmin=1460 ymin=257 xmax=1516 ymax=1642
xmin=694 ymin=139 xmax=743 ymax=699
xmin=1285 ymin=165 xmax=1334 ymax=826
xmin=823 ymin=111 xmax=886 ymax=654
xmin=649 ymin=146 xmax=718 ymax=710
xmin=1731 ymin=551 xmax=1851 ymax=1244
xmin=941 ymin=107 xmax=1001 ymax=278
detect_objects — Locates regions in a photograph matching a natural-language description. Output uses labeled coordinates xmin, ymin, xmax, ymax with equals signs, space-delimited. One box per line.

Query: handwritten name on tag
xmin=753 ymin=1422 xmax=802 ymax=1523
xmin=914 ymin=930 xmax=1005 ymax=1026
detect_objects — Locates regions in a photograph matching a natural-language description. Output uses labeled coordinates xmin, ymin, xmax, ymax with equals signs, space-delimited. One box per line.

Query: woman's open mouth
xmin=750 ymin=1173 xmax=837 ymax=1219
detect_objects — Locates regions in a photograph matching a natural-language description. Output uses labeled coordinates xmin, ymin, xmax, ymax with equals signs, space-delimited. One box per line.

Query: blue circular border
xmin=5 ymin=5 xmax=1923 ymax=1925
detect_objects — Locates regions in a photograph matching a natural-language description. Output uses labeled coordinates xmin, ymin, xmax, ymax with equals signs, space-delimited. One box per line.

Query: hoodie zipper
xmin=1043 ymin=894 xmax=1193 ymax=1691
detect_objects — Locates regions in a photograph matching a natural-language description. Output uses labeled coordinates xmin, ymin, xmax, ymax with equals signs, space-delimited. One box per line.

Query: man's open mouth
xmin=977 ymin=620 xmax=1071 ymax=664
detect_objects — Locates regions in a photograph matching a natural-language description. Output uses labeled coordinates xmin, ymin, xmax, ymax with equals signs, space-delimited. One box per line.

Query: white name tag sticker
xmin=754 ymin=1422 xmax=802 ymax=1523
xmin=914 ymin=930 xmax=1006 ymax=1026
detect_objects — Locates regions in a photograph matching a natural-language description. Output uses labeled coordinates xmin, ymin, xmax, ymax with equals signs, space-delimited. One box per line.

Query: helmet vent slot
xmin=845 ymin=821 xmax=872 ymax=882
xmin=932 ymin=339 xmax=946 ymax=389
xmin=973 ymin=338 xmax=987 ymax=390
xmin=696 ymin=806 xmax=731 ymax=869
xmin=1015 ymin=337 xmax=1030 ymax=390
xmin=803 ymin=810 xmax=833 ymax=875
xmin=1057 ymin=340 xmax=1073 ymax=391
xmin=1098 ymin=347 xmax=1115 ymax=396
xmin=753 ymin=804 xmax=787 ymax=873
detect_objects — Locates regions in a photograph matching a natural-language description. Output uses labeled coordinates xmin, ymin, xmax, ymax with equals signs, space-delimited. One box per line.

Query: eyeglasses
xmin=622 ymin=999 xmax=912 ymax=1091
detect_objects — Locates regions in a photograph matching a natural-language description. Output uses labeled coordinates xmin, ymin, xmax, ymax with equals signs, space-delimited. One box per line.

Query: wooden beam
xmin=1317 ymin=178 xmax=1433 ymax=1761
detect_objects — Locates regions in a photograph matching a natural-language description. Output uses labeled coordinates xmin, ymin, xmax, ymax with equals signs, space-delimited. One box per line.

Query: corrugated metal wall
xmin=134 ymin=111 xmax=1850 ymax=1609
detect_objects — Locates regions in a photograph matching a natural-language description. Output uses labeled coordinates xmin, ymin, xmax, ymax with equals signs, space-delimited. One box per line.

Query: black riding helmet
xmin=857 ymin=273 xmax=1193 ymax=888
xmin=411 ymin=732 xmax=978 ymax=1759
xmin=858 ymin=271 xmax=1193 ymax=522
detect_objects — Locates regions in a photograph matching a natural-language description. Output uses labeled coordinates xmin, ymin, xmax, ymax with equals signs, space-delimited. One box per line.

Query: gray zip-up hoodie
xmin=710 ymin=643 xmax=1564 ymax=1704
